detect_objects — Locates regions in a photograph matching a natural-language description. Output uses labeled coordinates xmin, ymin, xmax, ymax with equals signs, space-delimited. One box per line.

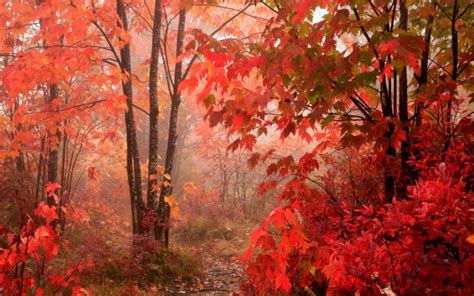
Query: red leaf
xmin=379 ymin=39 xmax=399 ymax=54
xmin=232 ymin=113 xmax=246 ymax=130
xmin=34 ymin=225 xmax=52 ymax=238
xmin=275 ymin=273 xmax=292 ymax=291
xmin=206 ymin=52 xmax=229 ymax=67
xmin=293 ymin=0 xmax=314 ymax=24
xmin=377 ymin=63 xmax=392 ymax=82
xmin=250 ymin=227 xmax=267 ymax=244
xmin=240 ymin=246 xmax=254 ymax=263
xmin=392 ymin=129 xmax=406 ymax=150
xmin=178 ymin=76 xmax=199 ymax=94
xmin=45 ymin=182 xmax=61 ymax=195
xmin=72 ymin=286 xmax=90 ymax=296
xmin=34 ymin=202 xmax=59 ymax=223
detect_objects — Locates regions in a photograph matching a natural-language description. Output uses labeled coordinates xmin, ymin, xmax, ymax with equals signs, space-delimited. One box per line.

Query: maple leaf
xmin=45 ymin=243 xmax=59 ymax=260
xmin=275 ymin=273 xmax=292 ymax=292
xmin=392 ymin=128 xmax=406 ymax=150
xmin=206 ymin=52 xmax=230 ymax=67
xmin=379 ymin=39 xmax=399 ymax=55
xmin=293 ymin=0 xmax=314 ymax=24
xmin=250 ymin=227 xmax=267 ymax=244
xmin=71 ymin=286 xmax=90 ymax=296
xmin=377 ymin=63 xmax=392 ymax=82
xmin=34 ymin=202 xmax=59 ymax=224
xmin=232 ymin=113 xmax=246 ymax=130
xmin=34 ymin=226 xmax=52 ymax=239
xmin=466 ymin=235 xmax=474 ymax=244
xmin=45 ymin=182 xmax=61 ymax=195
xmin=178 ymin=76 xmax=199 ymax=94
xmin=240 ymin=246 xmax=254 ymax=263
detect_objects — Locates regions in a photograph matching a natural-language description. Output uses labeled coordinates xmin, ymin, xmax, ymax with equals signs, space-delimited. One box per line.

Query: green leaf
xmin=204 ymin=94 xmax=216 ymax=107
xmin=321 ymin=115 xmax=335 ymax=128
xmin=282 ymin=74 xmax=291 ymax=87
xmin=309 ymin=85 xmax=323 ymax=104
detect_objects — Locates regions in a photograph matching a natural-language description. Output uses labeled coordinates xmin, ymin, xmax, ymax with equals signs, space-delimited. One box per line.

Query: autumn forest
xmin=0 ymin=0 xmax=472 ymax=295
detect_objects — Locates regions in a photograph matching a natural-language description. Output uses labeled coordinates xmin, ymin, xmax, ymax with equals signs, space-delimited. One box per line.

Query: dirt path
xmin=160 ymin=246 xmax=245 ymax=295
xmin=195 ymin=251 xmax=245 ymax=295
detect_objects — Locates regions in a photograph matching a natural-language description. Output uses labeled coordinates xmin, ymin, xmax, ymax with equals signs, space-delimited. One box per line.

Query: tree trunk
xmin=382 ymin=78 xmax=395 ymax=202
xmin=442 ymin=0 xmax=458 ymax=160
xmin=398 ymin=0 xmax=410 ymax=198
xmin=116 ymin=0 xmax=145 ymax=234
xmin=37 ymin=0 xmax=61 ymax=205
xmin=156 ymin=9 xmax=186 ymax=242
xmin=379 ymin=5 xmax=398 ymax=203
xmin=47 ymin=84 xmax=61 ymax=206
xmin=146 ymin=0 xmax=163 ymax=234
xmin=35 ymin=136 xmax=46 ymax=205
xmin=412 ymin=6 xmax=434 ymax=180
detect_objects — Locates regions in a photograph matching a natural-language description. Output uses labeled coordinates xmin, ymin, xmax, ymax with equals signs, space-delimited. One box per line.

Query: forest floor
xmin=159 ymin=221 xmax=254 ymax=295
xmin=85 ymin=219 xmax=256 ymax=295
xmin=159 ymin=245 xmax=245 ymax=295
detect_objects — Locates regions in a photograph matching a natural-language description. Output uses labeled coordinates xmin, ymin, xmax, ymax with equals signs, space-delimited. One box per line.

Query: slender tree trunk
xmin=372 ymin=8 xmax=396 ymax=203
xmin=37 ymin=0 xmax=61 ymax=205
xmin=156 ymin=9 xmax=186 ymax=242
xmin=382 ymin=79 xmax=395 ymax=202
xmin=172 ymin=126 xmax=186 ymax=188
xmin=116 ymin=0 xmax=145 ymax=234
xmin=442 ymin=0 xmax=458 ymax=160
xmin=222 ymin=167 xmax=227 ymax=202
xmin=416 ymin=13 xmax=434 ymax=125
xmin=35 ymin=136 xmax=46 ymax=206
xmin=412 ymin=8 xmax=434 ymax=181
xmin=380 ymin=5 xmax=396 ymax=202
xmin=47 ymin=84 xmax=61 ymax=206
xmin=147 ymin=0 xmax=163 ymax=234
xmin=60 ymin=129 xmax=68 ymax=198
xmin=58 ymin=122 xmax=68 ymax=230
xmin=398 ymin=0 xmax=410 ymax=197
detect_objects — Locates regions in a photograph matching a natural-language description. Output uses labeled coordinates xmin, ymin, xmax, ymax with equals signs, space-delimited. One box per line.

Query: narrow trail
xmin=160 ymin=245 xmax=246 ymax=295
xmin=195 ymin=250 xmax=245 ymax=295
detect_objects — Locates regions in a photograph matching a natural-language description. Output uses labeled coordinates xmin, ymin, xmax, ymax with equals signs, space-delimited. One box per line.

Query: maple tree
xmin=0 ymin=0 xmax=472 ymax=294
xmin=0 ymin=185 xmax=92 ymax=294
xmin=0 ymin=0 xmax=266 ymax=292
xmin=188 ymin=0 xmax=473 ymax=294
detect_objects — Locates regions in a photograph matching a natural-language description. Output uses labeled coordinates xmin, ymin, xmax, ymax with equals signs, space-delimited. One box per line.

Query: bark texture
xmin=146 ymin=0 xmax=163 ymax=233
xmin=116 ymin=0 xmax=145 ymax=234
xmin=156 ymin=9 xmax=186 ymax=242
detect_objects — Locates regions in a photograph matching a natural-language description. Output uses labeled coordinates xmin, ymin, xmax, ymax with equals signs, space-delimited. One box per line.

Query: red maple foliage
xmin=0 ymin=185 xmax=92 ymax=295
xmin=189 ymin=0 xmax=473 ymax=294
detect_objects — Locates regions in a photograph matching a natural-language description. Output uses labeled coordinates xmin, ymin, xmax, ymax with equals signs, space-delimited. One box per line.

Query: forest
xmin=0 ymin=0 xmax=472 ymax=295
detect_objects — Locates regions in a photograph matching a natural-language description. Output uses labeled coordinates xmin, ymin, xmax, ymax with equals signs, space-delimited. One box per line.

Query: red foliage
xmin=0 ymin=189 xmax=91 ymax=295
xmin=192 ymin=0 xmax=473 ymax=294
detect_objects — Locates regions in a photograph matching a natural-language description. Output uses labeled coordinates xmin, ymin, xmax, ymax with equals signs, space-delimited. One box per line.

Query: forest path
xmin=195 ymin=248 xmax=245 ymax=295
xmin=160 ymin=237 xmax=249 ymax=295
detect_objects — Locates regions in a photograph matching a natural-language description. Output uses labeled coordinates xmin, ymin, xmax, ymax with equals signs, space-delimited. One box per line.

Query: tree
xmin=115 ymin=0 xmax=146 ymax=235
xmin=152 ymin=0 xmax=266 ymax=244
xmin=146 ymin=0 xmax=163 ymax=237
xmin=155 ymin=8 xmax=186 ymax=244
xmin=191 ymin=0 xmax=473 ymax=294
